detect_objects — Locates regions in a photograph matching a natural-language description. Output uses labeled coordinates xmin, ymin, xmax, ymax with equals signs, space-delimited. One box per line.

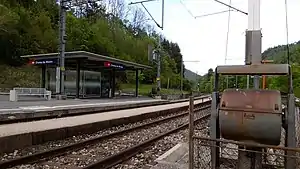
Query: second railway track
xmin=0 ymin=102 xmax=211 ymax=169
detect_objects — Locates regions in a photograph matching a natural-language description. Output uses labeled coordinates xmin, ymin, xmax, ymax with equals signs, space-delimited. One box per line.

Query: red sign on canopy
xmin=104 ymin=62 xmax=111 ymax=67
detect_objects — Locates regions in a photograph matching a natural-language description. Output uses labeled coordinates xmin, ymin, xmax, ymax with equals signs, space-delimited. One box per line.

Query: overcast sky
xmin=129 ymin=0 xmax=300 ymax=75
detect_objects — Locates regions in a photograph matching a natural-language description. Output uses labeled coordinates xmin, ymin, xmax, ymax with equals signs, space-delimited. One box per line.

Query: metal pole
xmin=129 ymin=0 xmax=164 ymax=93
xmin=156 ymin=0 xmax=164 ymax=92
xmin=157 ymin=36 xmax=161 ymax=91
xmin=181 ymin=60 xmax=183 ymax=92
xmin=286 ymin=93 xmax=296 ymax=169
xmin=58 ymin=0 xmax=66 ymax=98
xmin=226 ymin=76 xmax=229 ymax=88
xmin=247 ymin=75 xmax=250 ymax=89
xmin=161 ymin=0 xmax=164 ymax=29
xmin=238 ymin=0 xmax=262 ymax=168
xmin=188 ymin=96 xmax=194 ymax=169
xmin=286 ymin=64 xmax=296 ymax=169
xmin=235 ymin=75 xmax=238 ymax=88
xmin=167 ymin=78 xmax=170 ymax=89
xmin=249 ymin=0 xmax=261 ymax=90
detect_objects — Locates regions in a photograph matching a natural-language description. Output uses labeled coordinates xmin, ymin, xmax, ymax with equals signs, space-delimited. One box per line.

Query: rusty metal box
xmin=219 ymin=89 xmax=282 ymax=145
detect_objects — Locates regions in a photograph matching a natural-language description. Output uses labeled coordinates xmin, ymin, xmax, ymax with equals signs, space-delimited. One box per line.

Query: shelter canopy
xmin=21 ymin=51 xmax=151 ymax=70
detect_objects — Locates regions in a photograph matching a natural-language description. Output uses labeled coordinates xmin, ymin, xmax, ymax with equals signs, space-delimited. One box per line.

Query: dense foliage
xmin=198 ymin=41 xmax=300 ymax=97
xmin=0 ymin=0 xmax=193 ymax=91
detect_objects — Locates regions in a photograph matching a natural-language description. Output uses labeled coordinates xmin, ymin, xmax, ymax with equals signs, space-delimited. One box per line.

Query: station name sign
xmin=30 ymin=59 xmax=57 ymax=65
xmin=104 ymin=62 xmax=124 ymax=69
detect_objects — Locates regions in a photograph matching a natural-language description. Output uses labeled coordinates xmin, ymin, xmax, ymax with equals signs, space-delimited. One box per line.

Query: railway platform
xmin=0 ymin=97 xmax=211 ymax=153
xmin=0 ymin=96 xmax=169 ymax=122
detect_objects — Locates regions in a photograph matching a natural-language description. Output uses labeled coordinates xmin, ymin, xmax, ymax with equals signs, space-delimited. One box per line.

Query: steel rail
xmin=82 ymin=114 xmax=211 ymax=169
xmin=0 ymin=103 xmax=211 ymax=168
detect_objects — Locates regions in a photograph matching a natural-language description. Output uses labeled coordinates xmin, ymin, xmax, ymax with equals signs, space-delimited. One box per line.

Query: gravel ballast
xmin=6 ymin=107 xmax=211 ymax=169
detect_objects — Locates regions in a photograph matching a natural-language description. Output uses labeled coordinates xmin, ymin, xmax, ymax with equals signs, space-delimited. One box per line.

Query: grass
xmin=120 ymin=83 xmax=189 ymax=96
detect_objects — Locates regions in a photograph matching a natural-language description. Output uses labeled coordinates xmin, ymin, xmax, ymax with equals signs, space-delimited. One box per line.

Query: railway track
xmin=1 ymin=96 xmax=210 ymax=124
xmin=84 ymin=114 xmax=210 ymax=169
xmin=0 ymin=103 xmax=211 ymax=169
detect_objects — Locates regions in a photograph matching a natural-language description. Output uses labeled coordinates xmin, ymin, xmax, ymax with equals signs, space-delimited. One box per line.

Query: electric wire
xmin=180 ymin=0 xmax=195 ymax=18
xmin=180 ymin=0 xmax=234 ymax=19
xmin=194 ymin=9 xmax=233 ymax=18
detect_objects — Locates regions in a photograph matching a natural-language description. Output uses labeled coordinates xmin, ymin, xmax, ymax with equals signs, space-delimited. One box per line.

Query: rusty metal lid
xmin=220 ymin=89 xmax=281 ymax=114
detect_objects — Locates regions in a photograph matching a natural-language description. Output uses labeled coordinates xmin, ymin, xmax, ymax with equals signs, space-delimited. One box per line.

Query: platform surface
xmin=0 ymin=95 xmax=159 ymax=113
xmin=0 ymin=98 xmax=209 ymax=138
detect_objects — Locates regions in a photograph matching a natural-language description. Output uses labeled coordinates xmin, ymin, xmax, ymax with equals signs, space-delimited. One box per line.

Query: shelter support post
xmin=246 ymin=75 xmax=250 ymax=89
xmin=111 ymin=69 xmax=115 ymax=98
xmin=135 ymin=69 xmax=139 ymax=97
xmin=76 ymin=60 xmax=80 ymax=99
xmin=41 ymin=65 xmax=46 ymax=88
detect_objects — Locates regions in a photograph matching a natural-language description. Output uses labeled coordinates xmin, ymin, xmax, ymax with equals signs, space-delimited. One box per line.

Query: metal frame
xmin=209 ymin=0 xmax=296 ymax=167
xmin=210 ymin=64 xmax=296 ymax=169
xmin=193 ymin=136 xmax=300 ymax=168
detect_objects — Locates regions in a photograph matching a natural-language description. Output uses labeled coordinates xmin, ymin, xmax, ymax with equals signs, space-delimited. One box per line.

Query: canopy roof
xmin=21 ymin=51 xmax=151 ymax=70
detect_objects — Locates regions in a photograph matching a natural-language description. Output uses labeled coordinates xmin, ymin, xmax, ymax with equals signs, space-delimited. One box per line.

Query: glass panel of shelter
xmin=82 ymin=70 xmax=101 ymax=97
xmin=101 ymin=70 xmax=111 ymax=98
xmin=45 ymin=67 xmax=113 ymax=98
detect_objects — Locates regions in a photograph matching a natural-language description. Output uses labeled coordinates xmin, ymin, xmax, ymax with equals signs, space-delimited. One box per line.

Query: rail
xmin=82 ymin=103 xmax=210 ymax=169
xmin=0 ymin=101 xmax=211 ymax=168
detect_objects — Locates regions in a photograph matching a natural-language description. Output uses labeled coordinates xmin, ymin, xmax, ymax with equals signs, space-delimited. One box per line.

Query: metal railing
xmin=192 ymin=136 xmax=300 ymax=169
xmin=188 ymin=96 xmax=300 ymax=169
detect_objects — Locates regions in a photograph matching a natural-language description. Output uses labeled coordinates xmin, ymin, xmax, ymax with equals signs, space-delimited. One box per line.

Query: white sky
xmin=129 ymin=0 xmax=300 ymax=75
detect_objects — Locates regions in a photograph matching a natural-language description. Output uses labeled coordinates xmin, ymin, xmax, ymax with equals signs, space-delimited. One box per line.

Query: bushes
xmin=0 ymin=64 xmax=41 ymax=91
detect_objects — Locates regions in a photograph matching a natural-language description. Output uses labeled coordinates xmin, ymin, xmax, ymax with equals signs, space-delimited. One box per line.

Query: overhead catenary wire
xmin=195 ymin=9 xmax=233 ymax=18
xmin=180 ymin=0 xmax=196 ymax=18
xmin=214 ymin=0 xmax=247 ymax=15
xmin=180 ymin=0 xmax=234 ymax=19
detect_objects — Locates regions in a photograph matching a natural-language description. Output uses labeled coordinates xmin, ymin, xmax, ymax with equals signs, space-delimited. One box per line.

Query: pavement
xmin=0 ymin=94 xmax=156 ymax=112
xmin=0 ymin=94 xmax=168 ymax=122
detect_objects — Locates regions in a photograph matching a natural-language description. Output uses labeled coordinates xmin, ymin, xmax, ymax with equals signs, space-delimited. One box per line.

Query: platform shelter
xmin=21 ymin=51 xmax=151 ymax=98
